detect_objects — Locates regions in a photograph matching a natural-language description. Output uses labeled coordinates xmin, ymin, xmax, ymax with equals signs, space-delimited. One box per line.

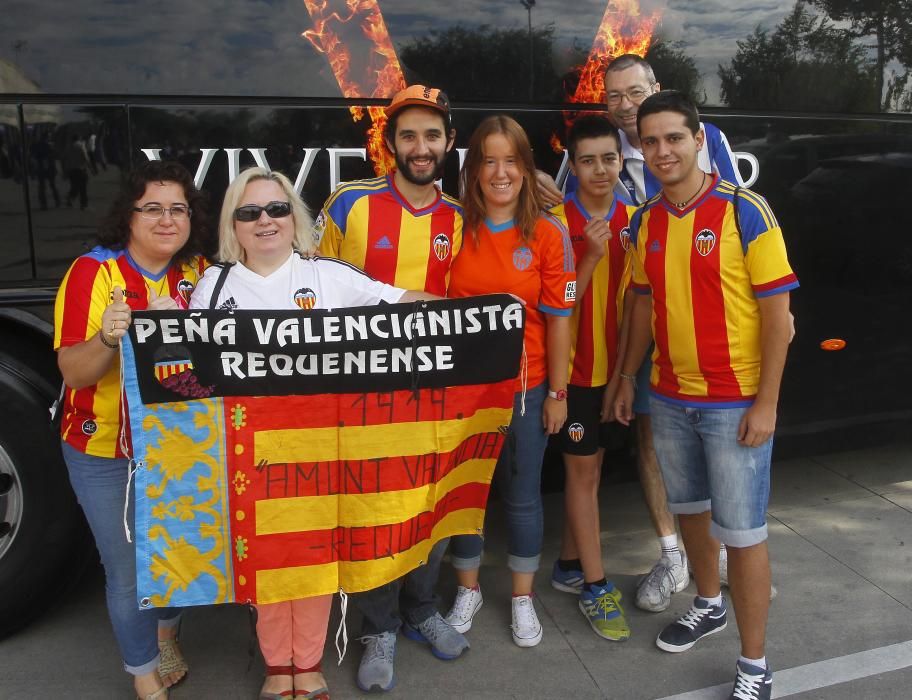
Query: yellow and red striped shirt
xmin=53 ymin=247 xmax=206 ymax=457
xmin=551 ymin=193 xmax=635 ymax=388
xmin=316 ymin=174 xmax=463 ymax=294
xmin=630 ymin=178 xmax=798 ymax=407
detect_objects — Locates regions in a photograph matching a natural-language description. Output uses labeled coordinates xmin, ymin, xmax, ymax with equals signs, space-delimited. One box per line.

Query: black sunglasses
xmin=234 ymin=201 xmax=292 ymax=222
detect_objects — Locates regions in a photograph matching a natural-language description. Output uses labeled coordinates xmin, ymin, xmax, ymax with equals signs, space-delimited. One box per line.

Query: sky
xmin=0 ymin=1 xmax=838 ymax=105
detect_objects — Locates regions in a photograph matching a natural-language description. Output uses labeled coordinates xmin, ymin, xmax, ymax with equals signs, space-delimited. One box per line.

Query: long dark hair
xmin=459 ymin=115 xmax=542 ymax=245
xmin=98 ymin=160 xmax=210 ymax=265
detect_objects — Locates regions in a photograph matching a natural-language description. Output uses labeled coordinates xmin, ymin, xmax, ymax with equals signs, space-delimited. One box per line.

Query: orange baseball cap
xmin=386 ymin=85 xmax=451 ymax=124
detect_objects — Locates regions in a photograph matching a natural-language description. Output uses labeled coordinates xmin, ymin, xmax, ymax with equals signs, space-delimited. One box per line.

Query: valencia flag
xmin=122 ymin=297 xmax=523 ymax=607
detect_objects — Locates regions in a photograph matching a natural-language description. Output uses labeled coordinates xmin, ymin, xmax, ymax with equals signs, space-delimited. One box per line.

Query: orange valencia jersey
xmin=629 ymin=178 xmax=799 ymax=407
xmin=448 ymin=214 xmax=576 ymax=391
xmin=551 ymin=192 xmax=636 ymax=388
xmin=316 ymin=174 xmax=463 ymax=294
xmin=54 ymin=247 xmax=206 ymax=457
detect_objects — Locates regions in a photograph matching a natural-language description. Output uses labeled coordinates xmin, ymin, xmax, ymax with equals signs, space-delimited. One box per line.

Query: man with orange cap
xmin=317 ymin=84 xmax=466 ymax=693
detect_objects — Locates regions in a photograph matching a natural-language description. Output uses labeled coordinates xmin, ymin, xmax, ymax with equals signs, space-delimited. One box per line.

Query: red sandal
xmin=293 ymin=662 xmax=330 ymax=700
xmin=260 ymin=664 xmax=295 ymax=700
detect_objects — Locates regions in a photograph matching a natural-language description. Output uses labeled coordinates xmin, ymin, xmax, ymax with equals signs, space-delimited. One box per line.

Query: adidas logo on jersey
xmin=649 ymin=240 xmax=662 ymax=253
xmin=374 ymin=235 xmax=394 ymax=250
xmin=218 ymin=297 xmax=238 ymax=310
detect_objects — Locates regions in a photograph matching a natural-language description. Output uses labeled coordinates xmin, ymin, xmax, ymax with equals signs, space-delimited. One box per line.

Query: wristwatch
xmin=548 ymin=388 xmax=567 ymax=401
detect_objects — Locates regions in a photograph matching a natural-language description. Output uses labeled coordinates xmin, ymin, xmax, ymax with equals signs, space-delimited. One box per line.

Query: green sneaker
xmin=579 ymin=583 xmax=630 ymax=641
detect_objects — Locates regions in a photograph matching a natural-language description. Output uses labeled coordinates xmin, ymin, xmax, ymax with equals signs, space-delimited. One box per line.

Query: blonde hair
xmin=217 ymin=167 xmax=316 ymax=263
xmin=459 ymin=115 xmax=543 ymax=245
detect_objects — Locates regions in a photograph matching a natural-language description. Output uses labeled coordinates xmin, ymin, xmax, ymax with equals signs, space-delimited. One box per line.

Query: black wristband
xmin=98 ymin=331 xmax=119 ymax=350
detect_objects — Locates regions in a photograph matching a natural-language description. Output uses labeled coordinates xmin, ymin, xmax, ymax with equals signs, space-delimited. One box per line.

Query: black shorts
xmin=559 ymin=384 xmax=612 ymax=456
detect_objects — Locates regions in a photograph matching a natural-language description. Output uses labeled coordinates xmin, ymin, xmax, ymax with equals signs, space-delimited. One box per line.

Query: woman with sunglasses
xmin=444 ymin=115 xmax=575 ymax=648
xmin=54 ymin=160 xmax=208 ymax=700
xmin=190 ymin=167 xmax=435 ymax=700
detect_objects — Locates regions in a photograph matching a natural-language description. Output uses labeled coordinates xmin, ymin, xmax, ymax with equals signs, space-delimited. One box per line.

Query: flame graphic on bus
xmin=301 ymin=1 xmax=661 ymax=164
xmin=302 ymin=0 xmax=406 ymax=176
xmin=553 ymin=0 xmax=662 ymax=151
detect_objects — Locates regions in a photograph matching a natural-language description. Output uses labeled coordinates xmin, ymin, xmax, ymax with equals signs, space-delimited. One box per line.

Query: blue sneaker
xmin=551 ymin=560 xmax=584 ymax=594
xmin=729 ymin=660 xmax=772 ymax=699
xmin=579 ymin=583 xmax=630 ymax=641
xmin=656 ymin=596 xmax=727 ymax=652
xmin=402 ymin=612 xmax=469 ymax=660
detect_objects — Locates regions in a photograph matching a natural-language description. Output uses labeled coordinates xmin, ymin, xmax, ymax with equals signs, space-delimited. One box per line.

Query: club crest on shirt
xmin=176 ymin=279 xmax=195 ymax=305
xmin=294 ymin=287 xmax=317 ymax=310
xmin=695 ymin=229 xmax=717 ymax=257
xmin=513 ymin=246 xmax=533 ymax=271
xmin=81 ymin=419 xmax=97 ymax=436
xmin=619 ymin=226 xmax=631 ymax=251
xmin=567 ymin=422 xmax=585 ymax=443
xmin=433 ymin=233 xmax=451 ymax=261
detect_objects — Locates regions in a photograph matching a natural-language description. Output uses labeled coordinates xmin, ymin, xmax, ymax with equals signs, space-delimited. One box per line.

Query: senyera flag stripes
xmin=121 ymin=295 xmax=523 ymax=608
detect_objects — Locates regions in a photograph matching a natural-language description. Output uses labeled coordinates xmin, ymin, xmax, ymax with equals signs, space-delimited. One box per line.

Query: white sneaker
xmin=445 ymin=585 xmax=483 ymax=634
xmin=635 ymin=552 xmax=690 ymax=612
xmin=511 ymin=594 xmax=543 ymax=647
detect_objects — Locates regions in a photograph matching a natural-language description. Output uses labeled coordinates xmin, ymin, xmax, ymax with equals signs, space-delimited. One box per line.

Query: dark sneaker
xmin=656 ymin=596 xmax=727 ymax=652
xmin=729 ymin=660 xmax=772 ymax=700
xmin=550 ymin=560 xmax=584 ymax=594
xmin=403 ymin=612 xmax=469 ymax=660
xmin=357 ymin=631 xmax=396 ymax=692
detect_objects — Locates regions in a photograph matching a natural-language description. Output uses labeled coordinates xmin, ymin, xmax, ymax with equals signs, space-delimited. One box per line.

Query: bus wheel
xmin=0 ymin=352 xmax=93 ymax=639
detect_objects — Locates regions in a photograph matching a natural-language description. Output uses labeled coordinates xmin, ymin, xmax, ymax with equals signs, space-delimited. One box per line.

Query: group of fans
xmin=53 ymin=53 xmax=797 ymax=700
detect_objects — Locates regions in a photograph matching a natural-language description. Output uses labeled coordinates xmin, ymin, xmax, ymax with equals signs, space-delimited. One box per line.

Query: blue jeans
xmin=354 ymin=537 xmax=449 ymax=635
xmin=62 ymin=441 xmax=180 ymax=675
xmin=648 ymin=397 xmax=772 ymax=547
xmin=450 ymin=383 xmax=549 ymax=574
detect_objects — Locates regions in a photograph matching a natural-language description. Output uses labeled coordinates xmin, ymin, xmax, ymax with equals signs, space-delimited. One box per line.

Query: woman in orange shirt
xmin=444 ymin=115 xmax=575 ymax=647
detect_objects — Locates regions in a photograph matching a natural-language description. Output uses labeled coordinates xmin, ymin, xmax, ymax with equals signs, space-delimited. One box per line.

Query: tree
xmin=398 ymin=25 xmax=560 ymax=103
xmin=809 ymin=0 xmax=912 ymax=110
xmin=646 ymin=41 xmax=705 ymax=104
xmin=719 ymin=1 xmax=879 ymax=112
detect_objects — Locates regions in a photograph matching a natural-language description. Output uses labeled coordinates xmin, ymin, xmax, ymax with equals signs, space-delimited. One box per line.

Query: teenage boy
xmin=548 ymin=115 xmax=634 ymax=642
xmin=614 ymin=90 xmax=797 ymax=700
xmin=316 ymin=84 xmax=466 ymax=693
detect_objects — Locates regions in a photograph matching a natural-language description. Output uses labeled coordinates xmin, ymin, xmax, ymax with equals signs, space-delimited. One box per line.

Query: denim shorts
xmin=648 ymin=396 xmax=772 ymax=547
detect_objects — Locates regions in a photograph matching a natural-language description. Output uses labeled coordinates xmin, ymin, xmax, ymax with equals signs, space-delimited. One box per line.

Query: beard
xmin=395 ymin=150 xmax=446 ymax=186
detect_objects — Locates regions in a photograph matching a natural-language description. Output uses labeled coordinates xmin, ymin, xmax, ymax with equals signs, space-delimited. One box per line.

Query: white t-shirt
xmin=189 ymin=252 xmax=406 ymax=311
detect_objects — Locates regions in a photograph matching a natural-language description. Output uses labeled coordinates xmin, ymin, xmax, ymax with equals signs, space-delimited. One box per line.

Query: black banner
xmin=126 ymin=294 xmax=525 ymax=404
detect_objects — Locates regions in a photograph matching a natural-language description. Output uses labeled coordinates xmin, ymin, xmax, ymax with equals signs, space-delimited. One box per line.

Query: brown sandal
xmin=158 ymin=638 xmax=188 ymax=687
xmin=261 ymin=664 xmax=295 ymax=700
xmin=293 ymin=662 xmax=330 ymax=700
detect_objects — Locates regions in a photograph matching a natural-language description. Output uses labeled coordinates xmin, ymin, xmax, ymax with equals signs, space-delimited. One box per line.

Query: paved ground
xmin=2 ymin=439 xmax=911 ymax=699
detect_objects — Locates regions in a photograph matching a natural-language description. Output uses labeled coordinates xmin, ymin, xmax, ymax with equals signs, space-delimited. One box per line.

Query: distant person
xmin=614 ymin=90 xmax=798 ymax=700
xmin=316 ymin=85 xmax=468 ymax=693
xmin=32 ymin=132 xmax=61 ymax=209
xmin=539 ymin=54 xmax=745 ymax=614
xmin=63 ymin=134 xmax=90 ymax=210
xmin=54 ymin=161 xmax=208 ymax=700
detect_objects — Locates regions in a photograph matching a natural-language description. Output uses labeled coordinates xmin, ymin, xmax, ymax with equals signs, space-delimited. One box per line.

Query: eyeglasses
xmin=133 ymin=204 xmax=191 ymax=220
xmin=234 ymin=201 xmax=292 ymax=222
xmin=605 ymin=85 xmax=656 ymax=106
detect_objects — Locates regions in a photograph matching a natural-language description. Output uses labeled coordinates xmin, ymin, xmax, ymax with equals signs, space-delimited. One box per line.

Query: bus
xmin=1 ymin=0 xmax=910 ymax=637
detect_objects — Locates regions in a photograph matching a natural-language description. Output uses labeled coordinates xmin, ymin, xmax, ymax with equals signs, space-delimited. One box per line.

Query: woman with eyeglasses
xmin=190 ymin=167 xmax=435 ymax=700
xmin=54 ymin=160 xmax=209 ymax=700
xmin=444 ymin=115 xmax=575 ymax=648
